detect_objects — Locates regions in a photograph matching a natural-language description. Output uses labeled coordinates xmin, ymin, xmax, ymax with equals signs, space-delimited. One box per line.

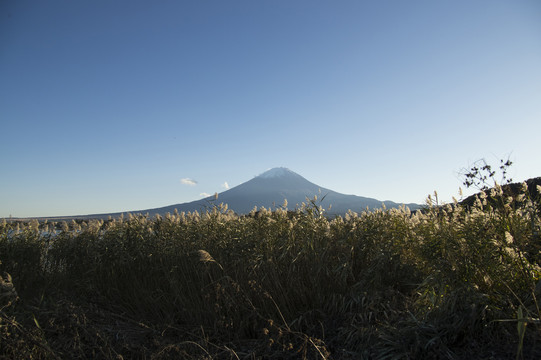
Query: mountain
xmin=459 ymin=176 xmax=541 ymax=209
xmin=85 ymin=167 xmax=420 ymax=219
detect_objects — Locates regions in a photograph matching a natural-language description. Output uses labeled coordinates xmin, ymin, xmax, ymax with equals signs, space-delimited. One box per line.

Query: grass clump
xmin=1 ymin=172 xmax=541 ymax=358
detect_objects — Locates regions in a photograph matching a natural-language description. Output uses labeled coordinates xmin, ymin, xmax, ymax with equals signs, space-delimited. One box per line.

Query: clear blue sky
xmin=1 ymin=0 xmax=540 ymax=217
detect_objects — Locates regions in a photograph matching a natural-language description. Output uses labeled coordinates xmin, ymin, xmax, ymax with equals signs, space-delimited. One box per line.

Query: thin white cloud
xmin=221 ymin=181 xmax=230 ymax=190
xmin=180 ymin=178 xmax=197 ymax=186
xmin=200 ymin=192 xmax=211 ymax=198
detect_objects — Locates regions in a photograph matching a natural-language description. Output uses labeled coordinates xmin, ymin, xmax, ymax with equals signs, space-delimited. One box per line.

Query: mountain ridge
xmin=77 ymin=167 xmax=421 ymax=219
xmin=15 ymin=168 xmax=421 ymax=220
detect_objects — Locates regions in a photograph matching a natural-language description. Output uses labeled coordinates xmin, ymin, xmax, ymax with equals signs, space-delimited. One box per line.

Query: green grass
xmin=1 ymin=183 xmax=540 ymax=359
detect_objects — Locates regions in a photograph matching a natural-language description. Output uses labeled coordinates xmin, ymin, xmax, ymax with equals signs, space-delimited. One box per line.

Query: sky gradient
xmin=1 ymin=0 xmax=541 ymax=218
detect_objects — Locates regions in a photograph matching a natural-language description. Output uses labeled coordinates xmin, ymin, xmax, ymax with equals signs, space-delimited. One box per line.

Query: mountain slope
xmin=120 ymin=167 xmax=420 ymax=217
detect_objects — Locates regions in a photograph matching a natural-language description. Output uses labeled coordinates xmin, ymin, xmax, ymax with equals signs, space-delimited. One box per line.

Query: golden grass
xmin=1 ymin=184 xmax=540 ymax=359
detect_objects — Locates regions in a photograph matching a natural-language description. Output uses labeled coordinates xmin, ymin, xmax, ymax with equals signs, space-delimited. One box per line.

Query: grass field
xmin=1 ymin=181 xmax=540 ymax=359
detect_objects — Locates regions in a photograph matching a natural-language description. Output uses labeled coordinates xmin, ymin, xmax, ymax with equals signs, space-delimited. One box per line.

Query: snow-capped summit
xmin=257 ymin=167 xmax=296 ymax=179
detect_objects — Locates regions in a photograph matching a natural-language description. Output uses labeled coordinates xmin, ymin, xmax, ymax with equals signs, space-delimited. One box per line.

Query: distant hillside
xmin=459 ymin=177 xmax=541 ymax=209
xmin=71 ymin=167 xmax=419 ymax=219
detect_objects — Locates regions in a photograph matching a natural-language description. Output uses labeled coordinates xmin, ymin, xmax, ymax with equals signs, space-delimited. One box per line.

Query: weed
xmin=1 ymin=166 xmax=540 ymax=358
